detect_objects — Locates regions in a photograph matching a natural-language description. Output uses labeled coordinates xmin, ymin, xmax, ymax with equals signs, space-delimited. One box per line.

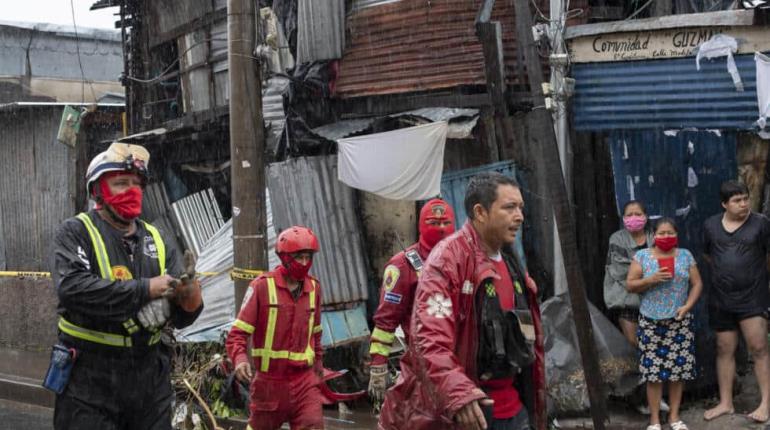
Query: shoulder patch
xmin=382 ymin=265 xmax=401 ymax=292
xmin=426 ymin=293 xmax=452 ymax=319
xmin=384 ymin=291 xmax=402 ymax=304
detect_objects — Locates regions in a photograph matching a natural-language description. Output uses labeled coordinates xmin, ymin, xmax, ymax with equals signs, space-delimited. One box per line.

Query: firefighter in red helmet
xmin=226 ymin=226 xmax=325 ymax=430
xmin=367 ymin=199 xmax=456 ymax=405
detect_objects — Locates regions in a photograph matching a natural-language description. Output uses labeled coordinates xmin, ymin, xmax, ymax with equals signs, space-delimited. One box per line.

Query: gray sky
xmin=3 ymin=1 xmax=119 ymax=30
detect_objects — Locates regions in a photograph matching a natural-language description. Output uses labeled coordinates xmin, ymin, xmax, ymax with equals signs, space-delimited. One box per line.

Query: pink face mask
xmin=623 ymin=215 xmax=647 ymax=232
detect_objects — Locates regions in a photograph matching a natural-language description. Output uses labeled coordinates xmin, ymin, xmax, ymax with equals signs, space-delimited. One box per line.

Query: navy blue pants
xmin=54 ymin=345 xmax=173 ymax=430
xmin=487 ymin=408 xmax=531 ymax=430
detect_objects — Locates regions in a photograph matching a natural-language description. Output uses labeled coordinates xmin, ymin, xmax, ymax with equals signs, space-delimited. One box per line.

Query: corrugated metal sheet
xmin=608 ymin=129 xmax=736 ymax=389
xmin=175 ymin=193 xmax=279 ymax=341
xmin=572 ymin=53 xmax=762 ymax=131
xmin=0 ymin=22 xmax=122 ymax=82
xmin=171 ymin=188 xmax=225 ymax=256
xmin=267 ymin=156 xmax=369 ymax=305
xmin=263 ymin=77 xmax=290 ymax=149
xmin=335 ymin=0 xmax=575 ymax=98
xmin=0 ymin=106 xmax=76 ymax=271
xmin=296 ymin=0 xmax=345 ymax=64
xmin=146 ymin=0 xmax=219 ymax=38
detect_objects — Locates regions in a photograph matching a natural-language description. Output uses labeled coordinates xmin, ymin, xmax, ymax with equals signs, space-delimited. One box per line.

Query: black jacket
xmin=52 ymin=210 xmax=201 ymax=354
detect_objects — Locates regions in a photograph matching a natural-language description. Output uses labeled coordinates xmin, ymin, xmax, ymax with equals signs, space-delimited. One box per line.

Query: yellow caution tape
xmin=0 ymin=269 xmax=264 ymax=281
xmin=0 ymin=271 xmax=52 ymax=278
xmin=230 ymin=267 xmax=264 ymax=281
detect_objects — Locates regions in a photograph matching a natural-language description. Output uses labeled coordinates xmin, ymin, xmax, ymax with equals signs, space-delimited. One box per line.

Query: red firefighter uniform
xmin=226 ymin=269 xmax=324 ymax=430
xmin=369 ymin=199 xmax=456 ymax=367
xmin=377 ymin=222 xmax=546 ymax=430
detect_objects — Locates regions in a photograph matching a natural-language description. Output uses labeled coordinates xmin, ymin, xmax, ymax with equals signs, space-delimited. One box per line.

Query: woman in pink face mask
xmin=604 ymin=201 xmax=653 ymax=347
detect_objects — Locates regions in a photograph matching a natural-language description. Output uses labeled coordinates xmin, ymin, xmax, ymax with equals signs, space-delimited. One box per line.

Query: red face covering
xmin=419 ymin=199 xmax=456 ymax=250
xmin=655 ymin=236 xmax=678 ymax=252
xmin=98 ymin=174 xmax=143 ymax=220
xmin=279 ymin=253 xmax=313 ymax=280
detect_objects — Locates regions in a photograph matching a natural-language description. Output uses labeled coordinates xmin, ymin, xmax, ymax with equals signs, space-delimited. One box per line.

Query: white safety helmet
xmin=85 ymin=142 xmax=150 ymax=196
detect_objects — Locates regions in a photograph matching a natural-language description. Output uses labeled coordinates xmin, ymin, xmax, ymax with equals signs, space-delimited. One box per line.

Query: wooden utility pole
xmin=512 ymin=0 xmax=608 ymax=428
xmin=228 ymin=0 xmax=267 ymax=309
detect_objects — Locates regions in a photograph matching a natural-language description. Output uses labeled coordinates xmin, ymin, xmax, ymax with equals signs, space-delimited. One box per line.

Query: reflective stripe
xmin=234 ymin=319 xmax=255 ymax=334
xmin=369 ymin=341 xmax=391 ymax=357
xmin=148 ymin=330 xmax=162 ymax=345
xmin=123 ymin=319 xmax=139 ymax=335
xmin=313 ymin=324 xmax=323 ymax=334
xmin=306 ymin=280 xmax=316 ymax=359
xmin=74 ymin=213 xmax=168 ymax=346
xmin=253 ymin=277 xmax=318 ymax=372
xmin=371 ymin=327 xmax=395 ymax=344
xmin=76 ymin=213 xmax=114 ymax=280
xmin=260 ymin=278 xmax=279 ymax=372
xmin=59 ymin=317 xmax=132 ymax=347
xmin=251 ymin=348 xmax=314 ymax=362
xmin=142 ymin=221 xmax=166 ymax=275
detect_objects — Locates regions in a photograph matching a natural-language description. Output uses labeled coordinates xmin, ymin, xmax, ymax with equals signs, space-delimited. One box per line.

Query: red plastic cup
xmin=658 ymin=257 xmax=675 ymax=275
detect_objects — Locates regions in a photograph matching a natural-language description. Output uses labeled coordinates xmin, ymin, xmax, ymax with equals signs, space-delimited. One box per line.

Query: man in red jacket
xmin=226 ymin=226 xmax=324 ymax=430
xmin=378 ymin=172 xmax=545 ymax=430
xmin=368 ymin=199 xmax=455 ymax=403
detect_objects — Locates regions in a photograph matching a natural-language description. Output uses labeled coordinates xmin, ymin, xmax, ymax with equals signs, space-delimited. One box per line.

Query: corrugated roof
xmin=335 ymin=0 xmax=559 ymax=98
xmin=296 ymin=0 xmax=345 ymax=63
xmin=572 ymin=53 xmax=761 ymax=131
xmin=267 ymin=156 xmax=369 ymax=305
xmin=0 ymin=20 xmax=120 ymax=41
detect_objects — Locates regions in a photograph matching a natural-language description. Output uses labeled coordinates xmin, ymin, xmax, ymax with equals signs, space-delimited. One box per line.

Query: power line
xmin=70 ymin=0 xmax=98 ymax=103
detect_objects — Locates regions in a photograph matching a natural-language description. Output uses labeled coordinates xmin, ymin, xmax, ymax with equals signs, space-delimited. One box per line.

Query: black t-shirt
xmin=703 ymin=212 xmax=770 ymax=312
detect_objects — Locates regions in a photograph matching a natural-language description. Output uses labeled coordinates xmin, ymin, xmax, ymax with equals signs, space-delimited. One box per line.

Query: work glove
xmin=368 ymin=363 xmax=389 ymax=406
xmin=163 ymin=250 xmax=203 ymax=312
xmin=137 ymin=298 xmax=171 ymax=330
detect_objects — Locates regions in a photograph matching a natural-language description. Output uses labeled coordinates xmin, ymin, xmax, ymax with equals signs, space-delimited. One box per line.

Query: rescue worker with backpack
xmin=368 ymin=198 xmax=456 ymax=404
xmin=49 ymin=142 xmax=203 ymax=429
xmin=226 ymin=226 xmax=325 ymax=430
xmin=378 ymin=172 xmax=546 ymax=430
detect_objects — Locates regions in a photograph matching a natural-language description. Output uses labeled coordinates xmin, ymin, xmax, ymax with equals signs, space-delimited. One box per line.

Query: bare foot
xmin=748 ymin=405 xmax=769 ymax=423
xmin=704 ymin=403 xmax=734 ymax=421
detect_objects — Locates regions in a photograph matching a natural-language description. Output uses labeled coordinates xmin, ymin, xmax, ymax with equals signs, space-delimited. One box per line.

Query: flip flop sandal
xmin=670 ymin=420 xmax=689 ymax=430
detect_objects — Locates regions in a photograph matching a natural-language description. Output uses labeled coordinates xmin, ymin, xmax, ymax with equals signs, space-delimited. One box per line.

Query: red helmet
xmin=276 ymin=226 xmax=319 ymax=254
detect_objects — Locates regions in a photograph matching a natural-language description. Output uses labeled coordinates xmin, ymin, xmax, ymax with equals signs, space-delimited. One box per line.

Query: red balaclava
xmin=419 ymin=199 xmax=456 ymax=250
xmin=95 ymin=172 xmax=143 ymax=220
xmin=278 ymin=253 xmax=313 ymax=280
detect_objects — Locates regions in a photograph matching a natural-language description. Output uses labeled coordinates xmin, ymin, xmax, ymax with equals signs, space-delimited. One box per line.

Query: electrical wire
xmin=625 ymin=0 xmax=655 ymax=20
xmin=70 ymin=0 xmax=97 ymax=103
xmin=123 ymin=37 xmax=237 ymax=84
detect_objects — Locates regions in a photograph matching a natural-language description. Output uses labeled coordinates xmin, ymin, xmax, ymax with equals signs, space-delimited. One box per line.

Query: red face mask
xmin=419 ymin=199 xmax=456 ymax=250
xmin=655 ymin=236 xmax=678 ymax=252
xmin=99 ymin=176 xmax=143 ymax=220
xmin=279 ymin=253 xmax=313 ymax=280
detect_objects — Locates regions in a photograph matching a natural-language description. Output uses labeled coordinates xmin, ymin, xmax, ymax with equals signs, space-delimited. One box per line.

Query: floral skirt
xmin=637 ymin=313 xmax=696 ymax=383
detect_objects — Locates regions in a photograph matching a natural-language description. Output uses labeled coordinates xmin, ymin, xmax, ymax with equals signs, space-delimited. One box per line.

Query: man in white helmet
xmin=48 ymin=142 xmax=203 ymax=429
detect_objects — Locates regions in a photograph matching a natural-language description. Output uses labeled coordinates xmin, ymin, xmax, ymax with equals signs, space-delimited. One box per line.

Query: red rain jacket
xmin=378 ymin=222 xmax=546 ymax=430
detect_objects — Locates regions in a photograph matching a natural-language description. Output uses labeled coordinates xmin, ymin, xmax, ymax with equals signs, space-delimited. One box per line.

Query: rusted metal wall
xmin=335 ymin=0 xmax=589 ymax=98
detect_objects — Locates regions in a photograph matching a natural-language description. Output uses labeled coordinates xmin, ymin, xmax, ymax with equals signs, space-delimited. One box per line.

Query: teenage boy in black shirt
xmin=703 ymin=180 xmax=770 ymax=423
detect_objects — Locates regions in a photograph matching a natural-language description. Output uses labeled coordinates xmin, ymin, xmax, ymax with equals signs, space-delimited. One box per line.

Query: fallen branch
xmin=183 ymin=377 xmax=225 ymax=430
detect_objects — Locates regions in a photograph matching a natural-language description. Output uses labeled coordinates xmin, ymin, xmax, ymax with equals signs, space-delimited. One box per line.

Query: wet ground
xmin=0 ymin=398 xmax=53 ymax=430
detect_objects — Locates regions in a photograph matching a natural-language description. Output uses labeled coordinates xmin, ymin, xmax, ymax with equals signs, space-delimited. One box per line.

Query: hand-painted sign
xmin=568 ymin=26 xmax=770 ymax=63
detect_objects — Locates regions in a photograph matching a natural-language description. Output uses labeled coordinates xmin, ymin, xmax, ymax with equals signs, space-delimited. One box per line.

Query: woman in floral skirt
xmin=627 ymin=217 xmax=703 ymax=430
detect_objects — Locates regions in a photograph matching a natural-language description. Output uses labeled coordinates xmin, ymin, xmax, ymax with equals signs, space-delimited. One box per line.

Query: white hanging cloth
xmin=337 ymin=121 xmax=447 ymax=200
xmin=756 ymin=52 xmax=770 ymax=130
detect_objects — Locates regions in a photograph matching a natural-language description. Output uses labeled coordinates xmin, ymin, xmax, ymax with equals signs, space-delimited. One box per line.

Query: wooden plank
xmin=564 ymin=9 xmax=755 ymax=39
xmin=514 ymin=1 xmax=608 ymax=428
